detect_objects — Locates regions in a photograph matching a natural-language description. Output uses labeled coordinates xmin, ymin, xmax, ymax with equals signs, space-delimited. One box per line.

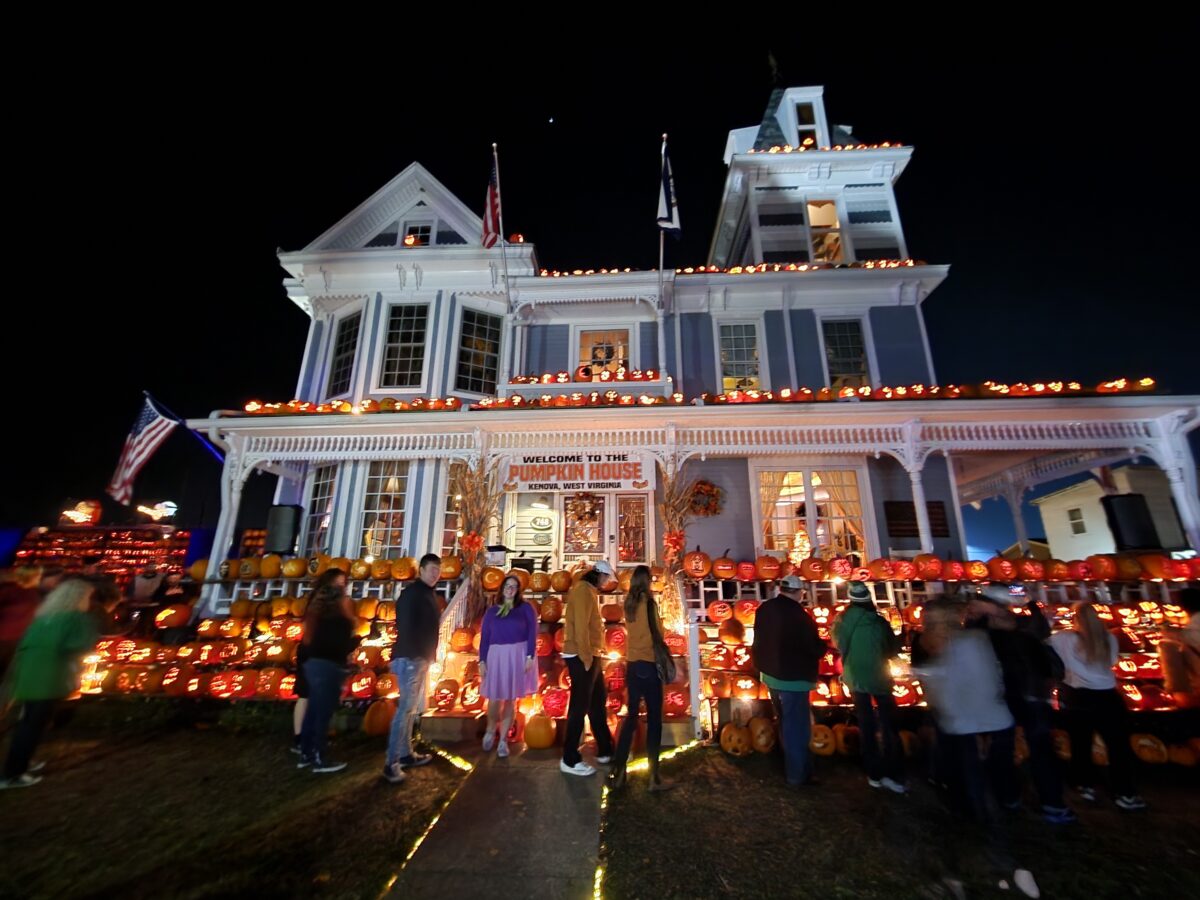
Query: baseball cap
xmin=779 ymin=574 xmax=804 ymax=591
xmin=847 ymin=582 xmax=873 ymax=603
xmin=592 ymin=560 xmax=615 ymax=577
xmin=980 ymin=583 xmax=1026 ymax=606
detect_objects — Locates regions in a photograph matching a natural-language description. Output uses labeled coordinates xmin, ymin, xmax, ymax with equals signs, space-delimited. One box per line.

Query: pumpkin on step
xmin=748 ymin=716 xmax=776 ymax=753
xmin=809 ymin=723 xmax=836 ymax=756
xmin=720 ymin=722 xmax=754 ymax=758
xmin=524 ymin=714 xmax=557 ymax=749
xmin=363 ymin=699 xmax=397 ymax=736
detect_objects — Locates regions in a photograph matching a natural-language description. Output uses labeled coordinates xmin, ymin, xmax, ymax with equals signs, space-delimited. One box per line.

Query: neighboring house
xmin=1001 ymin=539 xmax=1050 ymax=561
xmin=1032 ymin=466 xmax=1189 ymax=559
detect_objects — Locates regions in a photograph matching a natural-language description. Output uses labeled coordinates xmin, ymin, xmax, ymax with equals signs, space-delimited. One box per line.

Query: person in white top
xmin=1048 ymin=603 xmax=1146 ymax=811
xmin=915 ymin=599 xmax=1038 ymax=900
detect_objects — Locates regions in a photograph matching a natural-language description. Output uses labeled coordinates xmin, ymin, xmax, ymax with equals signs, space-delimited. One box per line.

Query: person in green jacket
xmin=1 ymin=578 xmax=98 ymax=788
xmin=833 ymin=581 xmax=906 ymax=794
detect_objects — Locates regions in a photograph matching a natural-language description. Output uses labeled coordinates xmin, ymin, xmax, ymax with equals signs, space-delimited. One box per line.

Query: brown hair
xmin=624 ymin=565 xmax=653 ymax=623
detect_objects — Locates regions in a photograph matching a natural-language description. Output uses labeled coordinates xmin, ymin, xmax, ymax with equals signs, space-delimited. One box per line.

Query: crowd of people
xmin=2 ymin=550 xmax=1198 ymax=896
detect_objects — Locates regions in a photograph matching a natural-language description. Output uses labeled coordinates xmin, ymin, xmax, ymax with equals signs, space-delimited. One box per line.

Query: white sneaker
xmin=498 ymin=741 xmax=510 ymax=759
xmin=382 ymin=762 xmax=408 ymax=784
xmin=879 ymin=777 xmax=908 ymax=795
xmin=1013 ymin=869 xmax=1040 ymax=898
xmin=482 ymin=731 xmax=496 ymax=752
xmin=560 ymin=759 xmax=596 ymax=776
xmin=0 ymin=774 xmax=43 ymax=789
xmin=868 ymin=777 xmax=883 ymax=789
xmin=595 ymin=755 xmax=613 ymax=764
xmin=28 ymin=761 xmax=46 ymax=774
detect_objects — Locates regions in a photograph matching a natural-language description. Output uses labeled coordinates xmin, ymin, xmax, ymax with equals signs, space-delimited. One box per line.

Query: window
xmin=301 ymin=465 xmax=338 ymax=555
xmin=718 ymin=322 xmax=761 ymax=391
xmin=795 ymin=102 xmax=818 ymax=149
xmin=441 ymin=462 xmax=466 ymax=558
xmin=455 ymin=309 xmax=502 ymax=394
xmin=807 ymin=200 xmax=843 ymax=263
xmin=403 ymin=223 xmax=432 ymax=247
xmin=1068 ymin=507 xmax=1087 ymax=535
xmin=380 ymin=305 xmax=428 ymax=388
xmin=327 ymin=312 xmax=362 ymax=398
xmin=822 ymin=319 xmax=870 ymax=390
xmin=361 ymin=462 xmax=410 ymax=558
xmin=758 ymin=469 xmax=867 ymax=562
xmin=579 ymin=329 xmax=630 ymax=377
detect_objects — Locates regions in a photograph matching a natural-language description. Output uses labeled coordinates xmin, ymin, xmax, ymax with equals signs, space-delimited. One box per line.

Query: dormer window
xmin=795 ymin=102 xmax=818 ymax=149
xmin=403 ymin=222 xmax=432 ymax=247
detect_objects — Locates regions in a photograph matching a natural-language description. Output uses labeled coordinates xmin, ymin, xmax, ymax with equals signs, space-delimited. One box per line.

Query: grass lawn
xmin=601 ymin=745 xmax=1200 ymax=900
xmin=0 ymin=699 xmax=465 ymax=900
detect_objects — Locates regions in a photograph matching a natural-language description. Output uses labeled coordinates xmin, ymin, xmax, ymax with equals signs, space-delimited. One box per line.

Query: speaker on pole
xmin=1099 ymin=494 xmax=1161 ymax=552
xmin=265 ymin=504 xmax=303 ymax=555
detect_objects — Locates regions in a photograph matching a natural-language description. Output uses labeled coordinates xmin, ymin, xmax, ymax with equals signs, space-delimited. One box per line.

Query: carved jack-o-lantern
xmin=720 ymin=722 xmax=754 ymax=758
xmin=433 ymin=679 xmax=460 ymax=711
xmin=541 ymin=686 xmax=569 ymax=718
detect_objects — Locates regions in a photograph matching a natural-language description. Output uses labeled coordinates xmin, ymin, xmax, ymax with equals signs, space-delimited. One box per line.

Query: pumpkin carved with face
xmin=720 ymin=722 xmax=754 ymax=758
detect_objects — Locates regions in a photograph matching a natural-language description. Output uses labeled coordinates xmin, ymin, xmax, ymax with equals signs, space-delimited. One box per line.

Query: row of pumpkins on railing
xmin=190 ymin=553 xmax=465 ymax=584
xmin=680 ymin=548 xmax=1200 ymax=583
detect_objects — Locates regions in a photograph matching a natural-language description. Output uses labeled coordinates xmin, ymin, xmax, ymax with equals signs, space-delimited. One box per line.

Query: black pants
xmin=1013 ymin=698 xmax=1065 ymax=808
xmin=614 ymin=661 xmax=663 ymax=767
xmin=1059 ymin=684 xmax=1137 ymax=797
xmin=562 ymin=656 xmax=613 ymax=766
xmin=5 ymin=700 xmax=57 ymax=779
xmin=941 ymin=728 xmax=1016 ymax=874
xmin=852 ymin=691 xmax=903 ymax=782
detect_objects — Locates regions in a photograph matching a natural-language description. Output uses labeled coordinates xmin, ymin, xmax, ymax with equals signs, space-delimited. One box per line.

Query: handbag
xmin=646 ymin=598 xmax=677 ymax=684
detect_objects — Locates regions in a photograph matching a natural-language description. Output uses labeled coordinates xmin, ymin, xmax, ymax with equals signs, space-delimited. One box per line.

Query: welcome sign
xmin=502 ymin=451 xmax=656 ymax=493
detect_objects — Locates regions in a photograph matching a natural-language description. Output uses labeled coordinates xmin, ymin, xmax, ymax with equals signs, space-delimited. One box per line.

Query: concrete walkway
xmin=389 ymin=742 xmax=606 ymax=899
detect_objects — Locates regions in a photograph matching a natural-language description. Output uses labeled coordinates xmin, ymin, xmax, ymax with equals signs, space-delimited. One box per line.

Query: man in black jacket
xmin=751 ymin=574 xmax=825 ymax=786
xmin=383 ymin=553 xmax=442 ymax=783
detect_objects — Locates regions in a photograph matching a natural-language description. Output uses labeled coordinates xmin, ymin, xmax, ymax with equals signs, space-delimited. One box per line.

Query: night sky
xmin=8 ymin=27 xmax=1198 ymax=555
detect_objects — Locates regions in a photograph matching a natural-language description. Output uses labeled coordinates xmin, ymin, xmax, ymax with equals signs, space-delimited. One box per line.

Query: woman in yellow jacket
xmin=610 ymin=566 xmax=676 ymax=792
xmin=560 ymin=560 xmax=617 ymax=776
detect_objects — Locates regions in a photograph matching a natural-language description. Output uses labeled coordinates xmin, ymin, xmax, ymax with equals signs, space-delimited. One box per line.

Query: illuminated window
xmin=579 ymin=329 xmax=630 ymax=377
xmin=794 ymin=102 xmax=818 ymax=149
xmin=301 ymin=465 xmax=338 ymax=555
xmin=404 ymin=223 xmax=432 ymax=247
xmin=380 ymin=305 xmax=428 ymax=388
xmin=758 ymin=469 xmax=866 ymax=563
xmin=807 ymin=200 xmax=843 ymax=263
xmin=327 ymin=312 xmax=361 ymax=398
xmin=822 ymin=319 xmax=870 ymax=390
xmin=718 ymin=322 xmax=761 ymax=391
xmin=361 ymin=462 xmax=410 ymax=558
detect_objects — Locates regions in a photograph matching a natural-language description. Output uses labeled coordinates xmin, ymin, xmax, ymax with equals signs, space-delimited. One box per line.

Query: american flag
xmin=482 ymin=161 xmax=501 ymax=249
xmin=106 ymin=396 xmax=179 ymax=505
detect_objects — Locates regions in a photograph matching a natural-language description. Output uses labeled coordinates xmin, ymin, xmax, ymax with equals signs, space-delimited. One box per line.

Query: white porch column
xmin=1002 ymin=478 xmax=1030 ymax=555
xmin=499 ymin=312 xmax=515 ymax=388
xmin=1164 ymin=465 xmax=1200 ymax=552
xmin=656 ymin=304 xmax=667 ymax=380
xmin=198 ymin=440 xmax=251 ymax=616
xmin=908 ymin=468 xmax=934 ymax=554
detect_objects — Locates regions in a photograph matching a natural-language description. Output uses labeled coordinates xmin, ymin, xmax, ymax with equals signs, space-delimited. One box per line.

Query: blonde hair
xmin=1071 ymin=602 xmax=1111 ymax=664
xmin=35 ymin=578 xmax=94 ymax=617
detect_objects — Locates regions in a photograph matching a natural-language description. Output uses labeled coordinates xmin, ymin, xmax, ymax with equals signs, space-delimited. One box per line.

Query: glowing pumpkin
xmin=1045 ymin=559 xmax=1070 ymax=581
xmin=541 ymin=686 xmax=569 ymax=718
xmin=307 ymin=554 xmax=331 ymax=577
xmin=605 ymin=626 xmax=627 ymax=654
xmin=826 ymin=556 xmax=853 ymax=580
xmin=735 ymin=560 xmax=758 ymax=582
xmin=748 ymin=717 xmax=776 ymax=753
xmin=433 ymin=679 xmax=460 ymax=711
xmin=719 ymin=722 xmax=754 ymax=758
xmin=155 ymin=604 xmax=191 ymax=629
xmin=363 ymin=699 xmax=397 ymax=736
xmin=1130 ymin=733 xmax=1168 ymax=764
xmin=439 ymin=556 xmax=462 ymax=580
xmin=711 ymin=550 xmax=737 ymax=580
xmin=683 ymin=547 xmax=712 ymax=579
xmin=1015 ymin=558 xmax=1045 ymax=581
xmin=809 ymin=723 xmax=836 ymax=756
xmin=800 ymin=556 xmax=826 ymax=582
xmin=460 ymin=678 xmax=484 ymax=712
xmin=833 ymin=723 xmax=861 ymax=756
xmin=733 ymin=600 xmax=759 ymax=627
xmin=1113 ymin=556 xmax=1144 ymax=581
xmin=706 ymin=600 xmax=734 ymax=623
xmin=391 ymin=557 xmax=417 ymax=580
xmin=481 ymin=567 xmax=506 ymax=591
xmin=964 ymin=560 xmax=990 ymax=582
xmin=525 ymin=714 xmax=557 ymax=748
xmin=238 ymin=558 xmax=261 ymax=579
xmin=987 ymin=557 xmax=1017 ymax=582
xmin=375 ymin=672 xmax=398 ymax=698
xmin=892 ymin=560 xmax=917 ymax=581
xmin=718 ymin=619 xmax=746 ymax=645
xmin=281 ymin=558 xmax=308 ymax=578
xmin=913 ymin=554 xmax=944 ymax=581
xmin=539 ymin=597 xmax=563 ymax=623
xmin=755 ymin=555 xmax=782 ymax=581
xmin=664 ymin=631 xmax=687 ymax=655
xmin=869 ymin=558 xmax=898 ymax=581
xmin=1067 ymin=560 xmax=1095 ymax=581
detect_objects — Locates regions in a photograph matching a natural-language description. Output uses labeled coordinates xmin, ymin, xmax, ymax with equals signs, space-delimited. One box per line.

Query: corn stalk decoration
xmin=656 ymin=459 xmax=696 ymax=631
xmin=450 ymin=458 xmax=506 ymax=622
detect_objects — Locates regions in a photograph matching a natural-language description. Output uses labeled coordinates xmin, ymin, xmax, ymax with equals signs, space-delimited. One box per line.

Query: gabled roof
xmin=298 ymin=162 xmax=483 ymax=253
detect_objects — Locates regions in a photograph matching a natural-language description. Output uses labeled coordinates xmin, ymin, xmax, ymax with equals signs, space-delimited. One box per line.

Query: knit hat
xmin=847 ymin=582 xmax=873 ymax=603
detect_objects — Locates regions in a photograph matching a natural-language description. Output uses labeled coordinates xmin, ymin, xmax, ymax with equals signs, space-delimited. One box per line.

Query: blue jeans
xmin=387 ymin=657 xmax=428 ymax=765
xmin=300 ymin=658 xmax=347 ymax=760
xmin=614 ymin=661 xmax=663 ymax=767
xmin=770 ymin=689 xmax=813 ymax=785
xmin=852 ymin=691 xmax=903 ymax=782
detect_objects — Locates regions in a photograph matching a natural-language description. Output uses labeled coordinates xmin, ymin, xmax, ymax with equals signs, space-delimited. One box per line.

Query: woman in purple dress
xmin=479 ymin=575 xmax=539 ymax=757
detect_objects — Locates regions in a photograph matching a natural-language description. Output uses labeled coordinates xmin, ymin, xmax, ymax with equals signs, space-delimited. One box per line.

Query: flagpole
xmin=658 ymin=134 xmax=668 ymax=384
xmin=144 ymin=390 xmax=224 ymax=464
xmin=494 ymin=143 xmax=517 ymax=388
